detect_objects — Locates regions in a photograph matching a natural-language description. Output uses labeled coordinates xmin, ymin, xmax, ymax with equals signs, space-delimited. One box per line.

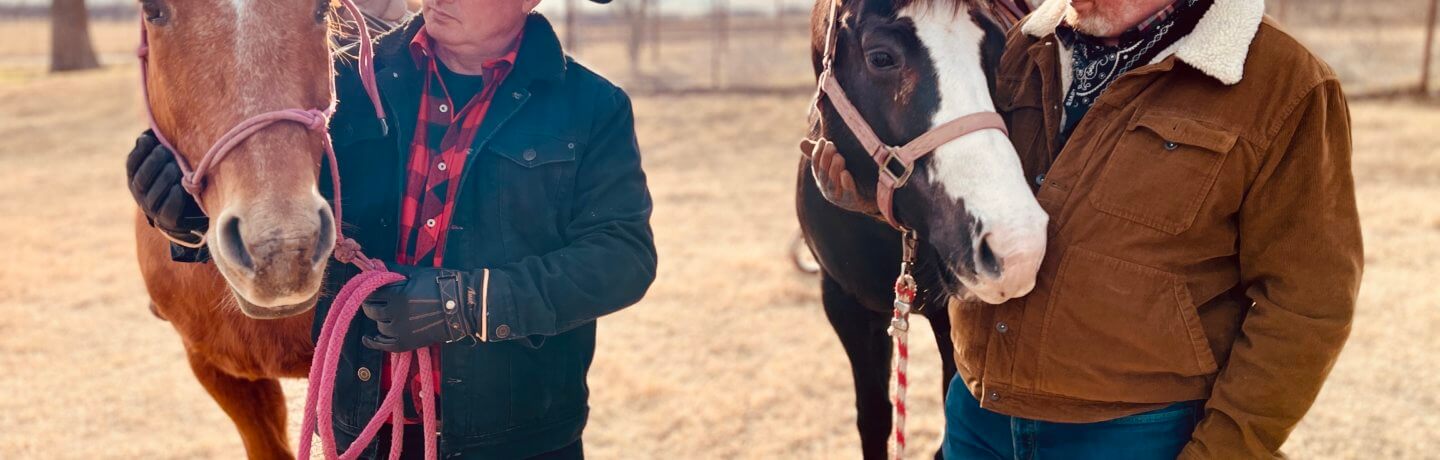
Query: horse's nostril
xmin=219 ymin=215 xmax=255 ymax=272
xmin=976 ymin=235 xmax=1001 ymax=277
xmin=313 ymin=208 xmax=336 ymax=266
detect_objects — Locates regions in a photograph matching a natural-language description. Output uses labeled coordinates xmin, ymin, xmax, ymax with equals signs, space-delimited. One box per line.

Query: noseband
xmin=136 ymin=0 xmax=387 ymax=245
xmin=807 ymin=0 xmax=1009 ymax=230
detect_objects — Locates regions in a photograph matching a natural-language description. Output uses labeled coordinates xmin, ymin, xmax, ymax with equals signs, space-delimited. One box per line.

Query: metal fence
xmin=2 ymin=0 xmax=1437 ymax=96
xmin=1269 ymin=0 xmax=1439 ymax=95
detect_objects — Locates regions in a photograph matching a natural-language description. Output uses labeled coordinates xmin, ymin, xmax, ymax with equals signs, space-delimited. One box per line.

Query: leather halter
xmin=807 ymin=0 xmax=1011 ymax=229
xmin=137 ymin=0 xmax=387 ymax=221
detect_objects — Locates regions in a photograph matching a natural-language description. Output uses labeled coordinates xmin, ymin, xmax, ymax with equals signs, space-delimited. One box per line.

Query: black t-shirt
xmin=436 ymin=59 xmax=487 ymax=111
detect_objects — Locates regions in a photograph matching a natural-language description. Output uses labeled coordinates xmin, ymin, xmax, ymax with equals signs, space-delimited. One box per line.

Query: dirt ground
xmin=2 ymin=14 xmax=1440 ymax=460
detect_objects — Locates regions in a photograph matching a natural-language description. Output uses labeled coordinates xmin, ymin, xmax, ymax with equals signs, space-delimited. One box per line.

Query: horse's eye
xmin=866 ymin=50 xmax=898 ymax=70
xmin=141 ymin=0 xmax=168 ymax=25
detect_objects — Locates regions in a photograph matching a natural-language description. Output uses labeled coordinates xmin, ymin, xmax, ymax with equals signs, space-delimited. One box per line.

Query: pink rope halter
xmin=138 ymin=3 xmax=438 ymax=459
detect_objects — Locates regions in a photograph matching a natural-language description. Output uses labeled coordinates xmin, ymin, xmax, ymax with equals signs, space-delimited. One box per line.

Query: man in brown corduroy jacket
xmin=813 ymin=0 xmax=1362 ymax=457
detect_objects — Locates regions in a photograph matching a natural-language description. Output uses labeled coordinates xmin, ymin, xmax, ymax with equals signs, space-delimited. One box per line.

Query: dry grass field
xmin=2 ymin=10 xmax=1440 ymax=460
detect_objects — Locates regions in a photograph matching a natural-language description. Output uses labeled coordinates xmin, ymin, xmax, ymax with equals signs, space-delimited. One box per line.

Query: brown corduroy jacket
xmin=948 ymin=0 xmax=1363 ymax=458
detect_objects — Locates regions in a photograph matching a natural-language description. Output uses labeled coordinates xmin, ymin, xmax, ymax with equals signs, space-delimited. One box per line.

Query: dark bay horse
xmin=133 ymin=0 xmax=369 ymax=457
xmin=797 ymin=0 xmax=1039 ymax=457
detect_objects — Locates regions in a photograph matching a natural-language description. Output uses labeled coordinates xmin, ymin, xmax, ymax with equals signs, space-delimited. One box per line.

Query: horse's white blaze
xmin=901 ymin=3 xmax=1048 ymax=302
xmin=229 ymin=0 xmax=250 ymax=21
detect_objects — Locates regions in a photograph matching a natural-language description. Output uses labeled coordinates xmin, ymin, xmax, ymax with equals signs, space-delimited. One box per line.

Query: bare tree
xmin=51 ymin=0 xmax=100 ymax=72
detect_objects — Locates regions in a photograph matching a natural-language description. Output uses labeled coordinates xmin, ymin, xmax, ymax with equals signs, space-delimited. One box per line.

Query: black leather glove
xmin=361 ymin=265 xmax=479 ymax=353
xmin=125 ymin=130 xmax=209 ymax=246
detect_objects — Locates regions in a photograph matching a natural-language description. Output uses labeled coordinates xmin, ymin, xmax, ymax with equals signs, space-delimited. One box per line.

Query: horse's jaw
xmin=232 ymin=290 xmax=320 ymax=320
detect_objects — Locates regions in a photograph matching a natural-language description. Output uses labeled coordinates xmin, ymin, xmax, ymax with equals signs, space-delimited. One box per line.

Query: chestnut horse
xmin=133 ymin=0 xmax=358 ymax=458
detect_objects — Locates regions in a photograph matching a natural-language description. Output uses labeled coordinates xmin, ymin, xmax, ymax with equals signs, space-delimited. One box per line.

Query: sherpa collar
xmin=1020 ymin=0 xmax=1265 ymax=85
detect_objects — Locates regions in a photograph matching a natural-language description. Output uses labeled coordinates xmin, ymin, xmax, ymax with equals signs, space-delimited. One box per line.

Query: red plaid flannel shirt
xmin=383 ymin=25 xmax=521 ymax=420
xmin=398 ymin=28 xmax=521 ymax=267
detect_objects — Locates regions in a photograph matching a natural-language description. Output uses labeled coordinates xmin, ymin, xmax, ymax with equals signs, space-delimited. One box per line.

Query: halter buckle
xmin=878 ymin=146 xmax=913 ymax=188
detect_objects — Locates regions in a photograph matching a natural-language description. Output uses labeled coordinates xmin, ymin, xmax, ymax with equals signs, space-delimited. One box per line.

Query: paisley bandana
xmin=1056 ymin=0 xmax=1213 ymax=141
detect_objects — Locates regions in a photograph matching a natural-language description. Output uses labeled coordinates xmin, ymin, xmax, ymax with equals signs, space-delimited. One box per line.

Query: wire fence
xmin=1 ymin=0 xmax=1436 ymax=96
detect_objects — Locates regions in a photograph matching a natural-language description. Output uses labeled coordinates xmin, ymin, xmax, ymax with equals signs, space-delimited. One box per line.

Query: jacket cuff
xmin=475 ymin=268 xmax=518 ymax=342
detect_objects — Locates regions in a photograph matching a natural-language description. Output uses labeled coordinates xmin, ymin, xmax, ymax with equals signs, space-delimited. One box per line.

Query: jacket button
xmin=995 ymin=321 xmax=1009 ymax=333
xmin=1034 ymin=174 xmax=1046 ymax=186
xmin=357 ymin=367 xmax=372 ymax=382
xmin=988 ymin=391 xmax=1001 ymax=402
xmin=495 ymin=324 xmax=511 ymax=339
xmin=522 ymin=149 xmax=537 ymax=162
xmin=1163 ymin=141 xmax=1179 ymax=151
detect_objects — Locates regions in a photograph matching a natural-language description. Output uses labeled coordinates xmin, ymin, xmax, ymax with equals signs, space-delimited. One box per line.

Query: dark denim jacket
xmin=318 ymin=13 xmax=655 ymax=459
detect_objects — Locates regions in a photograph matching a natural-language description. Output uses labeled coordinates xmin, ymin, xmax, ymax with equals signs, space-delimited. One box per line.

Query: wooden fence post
xmin=712 ymin=0 xmax=729 ymax=90
xmin=564 ymin=0 xmax=577 ymax=51
xmin=1423 ymin=0 xmax=1438 ymax=94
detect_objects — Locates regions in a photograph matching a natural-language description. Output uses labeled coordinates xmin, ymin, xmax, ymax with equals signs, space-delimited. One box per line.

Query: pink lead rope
xmin=138 ymin=2 xmax=437 ymax=459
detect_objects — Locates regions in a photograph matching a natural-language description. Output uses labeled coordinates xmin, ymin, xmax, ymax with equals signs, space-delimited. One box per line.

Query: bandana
xmin=1056 ymin=0 xmax=1213 ymax=140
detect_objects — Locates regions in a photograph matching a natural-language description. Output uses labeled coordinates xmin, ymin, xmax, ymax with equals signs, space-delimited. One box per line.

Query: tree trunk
xmin=50 ymin=0 xmax=100 ymax=73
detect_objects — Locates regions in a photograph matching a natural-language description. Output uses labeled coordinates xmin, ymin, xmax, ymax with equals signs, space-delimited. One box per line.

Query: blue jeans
xmin=943 ymin=376 xmax=1200 ymax=460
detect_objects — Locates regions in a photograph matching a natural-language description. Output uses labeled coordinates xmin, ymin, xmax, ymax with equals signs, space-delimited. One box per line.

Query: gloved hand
xmin=361 ymin=265 xmax=480 ymax=353
xmin=126 ymin=130 xmax=209 ymax=246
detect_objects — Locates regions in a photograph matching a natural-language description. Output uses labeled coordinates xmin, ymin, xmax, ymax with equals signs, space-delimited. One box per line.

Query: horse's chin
xmin=232 ymin=291 xmax=319 ymax=319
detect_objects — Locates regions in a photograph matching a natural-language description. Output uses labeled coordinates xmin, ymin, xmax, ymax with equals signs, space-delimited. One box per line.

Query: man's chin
xmin=1064 ymin=8 xmax=1122 ymax=37
xmin=232 ymin=291 xmax=319 ymax=319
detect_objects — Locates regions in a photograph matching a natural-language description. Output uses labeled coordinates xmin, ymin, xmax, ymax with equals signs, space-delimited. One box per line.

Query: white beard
xmin=1063 ymin=1 xmax=1146 ymax=38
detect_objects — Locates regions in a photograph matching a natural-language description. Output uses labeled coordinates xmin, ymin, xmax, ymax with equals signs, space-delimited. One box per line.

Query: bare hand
xmin=802 ymin=138 xmax=880 ymax=216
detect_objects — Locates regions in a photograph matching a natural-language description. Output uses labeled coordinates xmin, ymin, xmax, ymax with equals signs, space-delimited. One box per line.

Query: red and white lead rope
xmin=886 ymin=231 xmax=919 ymax=460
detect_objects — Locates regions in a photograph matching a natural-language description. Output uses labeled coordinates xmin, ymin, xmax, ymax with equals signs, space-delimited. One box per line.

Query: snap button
xmin=567 ymin=142 xmax=576 ymax=149
xmin=357 ymin=367 xmax=372 ymax=382
xmin=444 ymin=300 xmax=456 ymax=311
xmin=426 ymin=218 xmax=437 ymax=228
xmin=522 ymin=149 xmax=537 ymax=162
xmin=437 ymin=162 xmax=447 ymax=171
xmin=1033 ymin=174 xmax=1046 ymax=186
xmin=1163 ymin=141 xmax=1178 ymax=151
xmin=438 ymin=104 xmax=449 ymax=113
xmin=988 ymin=391 xmax=1001 ymax=402
xmin=995 ymin=321 xmax=1009 ymax=333
xmin=495 ymin=324 xmax=511 ymax=339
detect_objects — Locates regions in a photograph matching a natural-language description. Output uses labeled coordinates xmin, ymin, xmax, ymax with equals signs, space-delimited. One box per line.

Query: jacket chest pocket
xmin=1089 ymin=112 xmax=1237 ymax=235
xmin=483 ymin=131 xmax=582 ymax=245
